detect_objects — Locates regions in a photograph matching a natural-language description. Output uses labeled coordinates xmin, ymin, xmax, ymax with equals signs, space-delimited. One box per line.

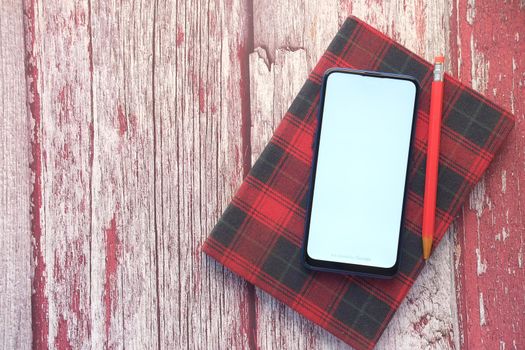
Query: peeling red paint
xmin=71 ymin=287 xmax=81 ymax=317
xmin=80 ymin=197 xmax=86 ymax=212
xmin=58 ymin=84 xmax=71 ymax=124
xmin=87 ymin=43 xmax=93 ymax=73
xmin=61 ymin=142 xmax=71 ymax=160
xmin=24 ymin=0 xmax=49 ymax=347
xmin=176 ymin=26 xmax=184 ymax=46
xmin=58 ymin=85 xmax=68 ymax=103
xmin=341 ymin=0 xmax=353 ymax=17
xmin=129 ymin=113 xmax=138 ymax=135
xmin=414 ymin=1 xmax=426 ymax=52
xmin=412 ymin=314 xmax=430 ymax=333
xmin=239 ymin=287 xmax=258 ymax=350
xmin=54 ymin=253 xmax=62 ymax=281
xmin=104 ymin=215 xmax=119 ymax=345
xmin=237 ymin=12 xmax=257 ymax=346
xmin=448 ymin=0 xmax=460 ymax=77
xmin=70 ymin=8 xmax=86 ymax=27
xmin=237 ymin=42 xmax=252 ymax=177
xmin=198 ymin=82 xmax=206 ymax=113
xmin=55 ymin=317 xmax=72 ymax=350
xmin=452 ymin=1 xmax=525 ymax=349
xmin=70 ymin=249 xmax=84 ymax=331
xmin=117 ymin=105 xmax=128 ymax=136
xmin=88 ymin=121 xmax=94 ymax=165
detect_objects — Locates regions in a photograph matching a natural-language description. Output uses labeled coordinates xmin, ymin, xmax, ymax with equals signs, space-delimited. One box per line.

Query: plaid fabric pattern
xmin=203 ymin=17 xmax=515 ymax=350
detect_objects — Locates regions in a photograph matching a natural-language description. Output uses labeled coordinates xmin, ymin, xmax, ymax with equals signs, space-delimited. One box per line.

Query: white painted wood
xmin=27 ymin=1 xmax=94 ymax=348
xmin=250 ymin=48 xmax=309 ymax=160
xmin=89 ymin=1 xmax=159 ymax=348
xmin=250 ymin=1 xmax=459 ymax=348
xmin=451 ymin=2 xmax=525 ymax=347
xmin=153 ymin=0 xmax=252 ymax=348
xmin=25 ymin=0 xmax=253 ymax=348
xmin=29 ymin=0 xmax=254 ymax=348
xmin=253 ymin=0 xmax=340 ymax=70
xmin=0 ymin=1 xmax=32 ymax=349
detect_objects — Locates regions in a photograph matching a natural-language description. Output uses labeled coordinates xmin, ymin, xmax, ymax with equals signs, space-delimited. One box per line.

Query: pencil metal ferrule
xmin=433 ymin=62 xmax=444 ymax=82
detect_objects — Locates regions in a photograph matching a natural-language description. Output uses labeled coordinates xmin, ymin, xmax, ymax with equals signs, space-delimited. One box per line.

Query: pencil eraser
xmin=435 ymin=56 xmax=445 ymax=63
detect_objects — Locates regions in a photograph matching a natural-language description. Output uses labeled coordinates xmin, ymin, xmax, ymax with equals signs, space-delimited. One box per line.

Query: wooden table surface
xmin=1 ymin=0 xmax=524 ymax=349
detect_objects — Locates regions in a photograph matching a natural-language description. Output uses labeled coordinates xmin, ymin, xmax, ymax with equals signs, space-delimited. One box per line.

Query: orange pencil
xmin=422 ymin=56 xmax=445 ymax=260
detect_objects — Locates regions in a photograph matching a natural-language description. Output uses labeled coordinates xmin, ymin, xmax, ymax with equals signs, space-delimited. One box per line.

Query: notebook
xmin=203 ymin=16 xmax=515 ymax=350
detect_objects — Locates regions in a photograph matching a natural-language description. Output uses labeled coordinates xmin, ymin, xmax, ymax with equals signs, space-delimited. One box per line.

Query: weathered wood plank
xmin=250 ymin=48 xmax=309 ymax=162
xmin=451 ymin=1 xmax=525 ymax=349
xmin=89 ymin=1 xmax=159 ymax=348
xmin=253 ymin=0 xmax=339 ymax=71
xmin=153 ymin=0 xmax=252 ymax=348
xmin=250 ymin=1 xmax=459 ymax=348
xmin=0 ymin=1 xmax=32 ymax=348
xmin=24 ymin=0 xmax=254 ymax=348
xmin=24 ymin=1 xmax=94 ymax=348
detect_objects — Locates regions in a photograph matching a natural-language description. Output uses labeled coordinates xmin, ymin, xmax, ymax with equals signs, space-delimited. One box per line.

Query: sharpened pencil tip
xmin=422 ymin=236 xmax=433 ymax=260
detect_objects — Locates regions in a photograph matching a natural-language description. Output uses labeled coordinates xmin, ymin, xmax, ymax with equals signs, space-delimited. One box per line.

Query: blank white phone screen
xmin=306 ymin=71 xmax=417 ymax=268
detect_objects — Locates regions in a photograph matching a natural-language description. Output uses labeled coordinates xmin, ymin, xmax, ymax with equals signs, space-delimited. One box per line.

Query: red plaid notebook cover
xmin=203 ymin=16 xmax=515 ymax=350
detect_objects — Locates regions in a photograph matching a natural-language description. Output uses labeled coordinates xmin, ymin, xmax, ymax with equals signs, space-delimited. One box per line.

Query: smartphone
xmin=303 ymin=68 xmax=419 ymax=277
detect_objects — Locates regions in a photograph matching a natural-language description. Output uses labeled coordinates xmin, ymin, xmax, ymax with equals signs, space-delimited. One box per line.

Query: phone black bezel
xmin=302 ymin=68 xmax=420 ymax=278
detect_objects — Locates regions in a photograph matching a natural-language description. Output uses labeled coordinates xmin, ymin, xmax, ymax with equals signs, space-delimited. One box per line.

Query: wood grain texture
xmin=89 ymin=1 xmax=158 ymax=348
xmin=25 ymin=1 xmax=93 ymax=348
xmin=253 ymin=0 xmax=339 ymax=71
xmin=153 ymin=0 xmax=253 ymax=348
xmin=451 ymin=1 xmax=525 ymax=349
xmin=250 ymin=1 xmax=460 ymax=348
xmin=0 ymin=1 xmax=32 ymax=348
xmin=24 ymin=0 xmax=253 ymax=348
